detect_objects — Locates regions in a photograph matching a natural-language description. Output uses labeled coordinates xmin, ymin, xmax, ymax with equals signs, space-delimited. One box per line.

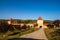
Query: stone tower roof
xmin=38 ymin=17 xmax=43 ymax=20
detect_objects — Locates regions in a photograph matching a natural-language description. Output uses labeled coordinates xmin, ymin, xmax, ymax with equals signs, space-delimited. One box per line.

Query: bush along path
xmin=20 ymin=28 xmax=48 ymax=40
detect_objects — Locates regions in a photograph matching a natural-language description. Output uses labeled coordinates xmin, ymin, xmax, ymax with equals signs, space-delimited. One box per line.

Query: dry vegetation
xmin=44 ymin=28 xmax=60 ymax=40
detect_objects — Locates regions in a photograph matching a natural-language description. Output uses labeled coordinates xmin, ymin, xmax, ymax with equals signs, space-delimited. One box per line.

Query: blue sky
xmin=0 ymin=0 xmax=60 ymax=20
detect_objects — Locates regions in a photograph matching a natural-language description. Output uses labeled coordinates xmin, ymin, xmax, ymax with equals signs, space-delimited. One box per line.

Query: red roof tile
xmin=38 ymin=17 xmax=43 ymax=20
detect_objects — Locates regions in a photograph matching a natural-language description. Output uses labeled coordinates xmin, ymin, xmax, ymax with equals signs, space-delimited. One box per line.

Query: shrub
xmin=8 ymin=24 xmax=14 ymax=32
xmin=47 ymin=24 xmax=54 ymax=28
xmin=0 ymin=21 xmax=9 ymax=33
xmin=53 ymin=20 xmax=60 ymax=27
xmin=13 ymin=25 xmax=21 ymax=30
xmin=21 ymin=24 xmax=27 ymax=29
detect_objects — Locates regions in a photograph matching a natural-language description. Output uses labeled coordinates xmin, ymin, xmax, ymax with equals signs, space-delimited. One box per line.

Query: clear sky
xmin=0 ymin=0 xmax=60 ymax=20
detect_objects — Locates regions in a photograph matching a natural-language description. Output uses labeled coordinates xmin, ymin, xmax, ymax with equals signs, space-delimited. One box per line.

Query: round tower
xmin=8 ymin=18 xmax=13 ymax=24
xmin=37 ymin=17 xmax=43 ymax=28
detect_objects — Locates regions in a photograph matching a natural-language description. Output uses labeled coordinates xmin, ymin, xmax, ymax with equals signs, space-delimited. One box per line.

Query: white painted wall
xmin=37 ymin=20 xmax=43 ymax=28
xmin=8 ymin=21 xmax=11 ymax=24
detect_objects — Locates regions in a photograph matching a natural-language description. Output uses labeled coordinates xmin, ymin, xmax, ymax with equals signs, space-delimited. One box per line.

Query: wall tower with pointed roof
xmin=37 ymin=17 xmax=43 ymax=28
xmin=8 ymin=18 xmax=13 ymax=24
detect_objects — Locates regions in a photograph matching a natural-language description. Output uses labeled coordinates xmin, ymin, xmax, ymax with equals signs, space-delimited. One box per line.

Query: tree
xmin=22 ymin=24 xmax=27 ymax=29
xmin=53 ymin=20 xmax=60 ymax=27
xmin=0 ymin=21 xmax=9 ymax=33
xmin=8 ymin=24 xmax=14 ymax=32
xmin=47 ymin=24 xmax=54 ymax=28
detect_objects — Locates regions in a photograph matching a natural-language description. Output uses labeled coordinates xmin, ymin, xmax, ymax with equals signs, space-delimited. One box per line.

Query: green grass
xmin=0 ymin=28 xmax=39 ymax=40
xmin=44 ymin=28 xmax=60 ymax=40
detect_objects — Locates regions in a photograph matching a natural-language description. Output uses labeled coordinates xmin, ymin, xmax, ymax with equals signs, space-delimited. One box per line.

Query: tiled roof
xmin=38 ymin=17 xmax=43 ymax=20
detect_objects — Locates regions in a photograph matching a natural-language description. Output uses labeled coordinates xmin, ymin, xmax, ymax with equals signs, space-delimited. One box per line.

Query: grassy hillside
xmin=0 ymin=28 xmax=39 ymax=40
xmin=44 ymin=28 xmax=60 ymax=40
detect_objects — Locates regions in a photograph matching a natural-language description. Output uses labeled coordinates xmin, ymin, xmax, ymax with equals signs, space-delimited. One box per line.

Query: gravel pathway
xmin=20 ymin=28 xmax=48 ymax=40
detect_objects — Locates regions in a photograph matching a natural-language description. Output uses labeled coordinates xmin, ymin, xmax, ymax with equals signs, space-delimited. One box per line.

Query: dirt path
xmin=20 ymin=28 xmax=48 ymax=40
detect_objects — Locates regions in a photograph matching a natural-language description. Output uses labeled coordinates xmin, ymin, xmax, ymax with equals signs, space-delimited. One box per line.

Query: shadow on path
xmin=8 ymin=38 xmax=45 ymax=40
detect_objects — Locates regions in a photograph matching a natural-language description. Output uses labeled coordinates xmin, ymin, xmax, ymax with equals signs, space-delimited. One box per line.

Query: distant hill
xmin=44 ymin=20 xmax=53 ymax=24
xmin=12 ymin=19 xmax=37 ymax=24
xmin=0 ymin=19 xmax=53 ymax=24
